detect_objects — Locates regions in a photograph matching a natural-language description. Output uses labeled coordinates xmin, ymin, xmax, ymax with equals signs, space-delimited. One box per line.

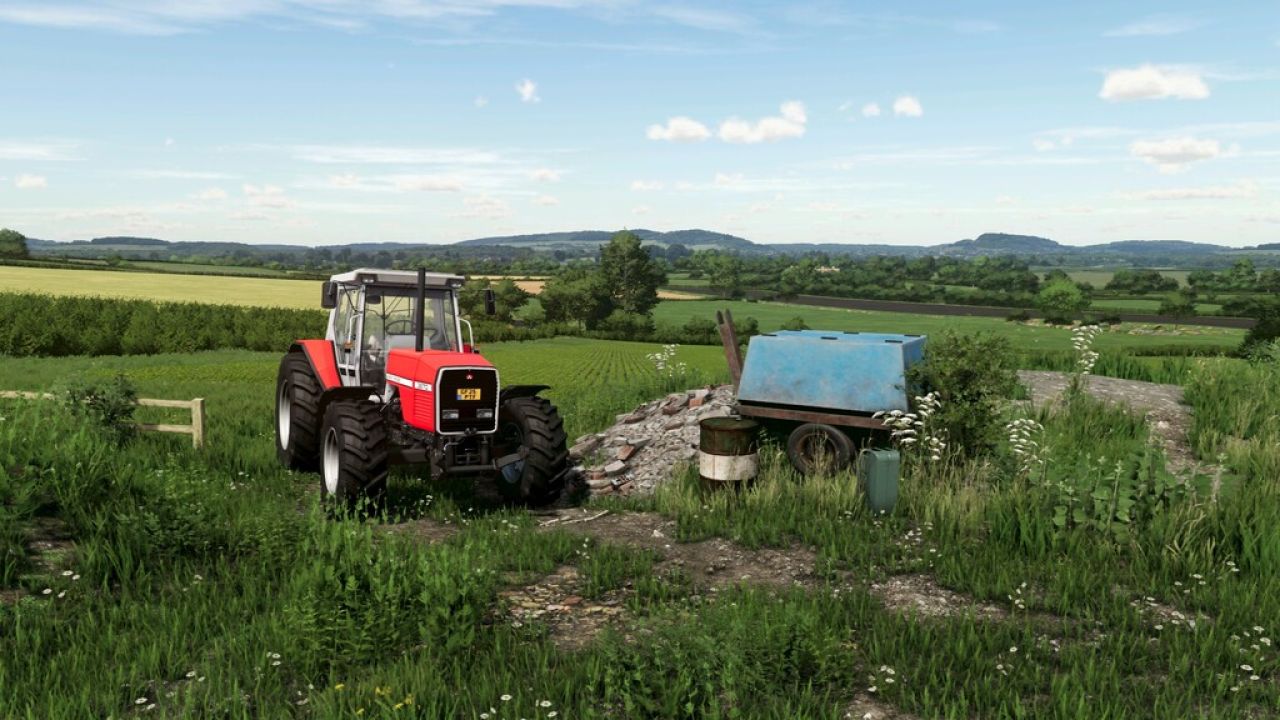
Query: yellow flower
xmin=394 ymin=703 xmax=404 ymax=710
xmin=335 ymin=684 xmax=346 ymax=691
xmin=356 ymin=709 xmax=364 ymax=716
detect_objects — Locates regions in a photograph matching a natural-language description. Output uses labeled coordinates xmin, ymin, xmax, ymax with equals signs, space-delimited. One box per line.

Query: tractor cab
xmin=275 ymin=268 xmax=568 ymax=507
xmin=320 ymin=269 xmax=470 ymax=392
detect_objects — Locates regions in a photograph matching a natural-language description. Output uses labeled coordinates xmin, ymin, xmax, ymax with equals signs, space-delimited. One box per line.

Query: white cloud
xmin=289 ymin=145 xmax=502 ymax=165
xmin=15 ymin=174 xmax=47 ymax=189
xmin=243 ymin=183 xmax=293 ymax=208
xmin=1105 ymin=15 xmax=1198 ymax=37
xmin=646 ymin=116 xmax=711 ymax=142
xmin=632 ymin=205 xmax=651 ymax=215
xmin=892 ymin=96 xmax=923 ymax=117
xmin=0 ymin=140 xmax=78 ymax=161
xmin=1124 ymin=180 xmax=1257 ymax=200
xmin=515 ymin=78 xmax=539 ymax=103
xmin=718 ymin=101 xmax=807 ymax=143
xmin=861 ymin=102 xmax=881 ymax=118
xmin=533 ymin=194 xmax=559 ymax=206
xmin=456 ymin=194 xmax=511 ymax=219
xmin=191 ymin=187 xmax=228 ymax=200
xmin=133 ymin=169 xmax=237 ymax=180
xmin=1099 ymin=64 xmax=1209 ymax=101
xmin=474 ymin=96 xmax=488 ymax=108
xmin=714 ymin=172 xmax=744 ymax=186
xmin=1129 ymin=136 xmax=1222 ymax=172
xmin=391 ymin=175 xmax=464 ymax=192
xmin=995 ymin=195 xmax=1017 ymax=205
xmin=163 ymin=137 xmax=175 ymax=146
xmin=954 ymin=20 xmax=1000 ymax=33
xmin=651 ymin=6 xmax=752 ymax=33
xmin=529 ymin=168 xmax=560 ymax=182
xmin=631 ymin=180 xmax=664 ymax=191
xmin=328 ymin=173 xmax=360 ymax=188
xmin=1032 ymin=138 xmax=1056 ymax=151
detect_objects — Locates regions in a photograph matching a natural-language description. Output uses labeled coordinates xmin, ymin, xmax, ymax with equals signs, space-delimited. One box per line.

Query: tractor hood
xmin=386 ymin=349 xmax=499 ymax=435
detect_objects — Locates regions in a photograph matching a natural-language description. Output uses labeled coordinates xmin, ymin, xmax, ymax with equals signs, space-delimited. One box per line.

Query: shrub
xmin=596 ymin=310 xmax=656 ymax=338
xmin=780 ymin=316 xmax=809 ymax=331
xmin=1005 ymin=309 xmax=1032 ymax=322
xmin=59 ymin=373 xmax=138 ymax=444
xmin=906 ymin=331 xmax=1018 ymax=457
xmin=1241 ymin=300 xmax=1280 ymax=355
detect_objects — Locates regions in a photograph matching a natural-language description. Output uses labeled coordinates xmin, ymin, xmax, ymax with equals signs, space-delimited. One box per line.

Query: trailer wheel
xmin=786 ymin=423 xmax=854 ymax=476
xmin=494 ymin=396 xmax=569 ymax=505
xmin=320 ymin=399 xmax=389 ymax=507
xmin=276 ymin=352 xmax=323 ymax=471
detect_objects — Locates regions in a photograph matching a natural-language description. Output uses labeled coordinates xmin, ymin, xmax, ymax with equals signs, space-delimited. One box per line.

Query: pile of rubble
xmin=569 ymin=384 xmax=736 ymax=496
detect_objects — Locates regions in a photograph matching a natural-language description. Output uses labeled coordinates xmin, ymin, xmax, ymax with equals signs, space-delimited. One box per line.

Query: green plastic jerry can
xmin=857 ymin=449 xmax=900 ymax=514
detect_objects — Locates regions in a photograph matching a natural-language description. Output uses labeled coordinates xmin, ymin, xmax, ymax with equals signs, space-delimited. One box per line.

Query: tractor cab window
xmin=360 ymin=287 xmax=459 ymax=388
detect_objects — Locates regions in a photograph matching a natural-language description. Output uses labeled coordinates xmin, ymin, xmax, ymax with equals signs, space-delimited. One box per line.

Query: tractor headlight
xmin=476 ymin=408 xmax=494 ymax=420
xmin=442 ymin=409 xmax=460 ymax=420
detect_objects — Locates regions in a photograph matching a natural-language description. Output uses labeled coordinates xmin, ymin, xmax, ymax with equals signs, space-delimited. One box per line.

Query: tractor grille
xmin=436 ymin=367 xmax=499 ymax=435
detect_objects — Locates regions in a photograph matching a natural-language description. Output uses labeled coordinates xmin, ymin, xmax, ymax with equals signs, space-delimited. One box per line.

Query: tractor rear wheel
xmin=276 ymin=352 xmax=323 ymax=471
xmin=320 ymin=399 xmax=389 ymax=508
xmin=494 ymin=396 xmax=569 ymax=505
xmin=786 ymin=423 xmax=854 ymax=476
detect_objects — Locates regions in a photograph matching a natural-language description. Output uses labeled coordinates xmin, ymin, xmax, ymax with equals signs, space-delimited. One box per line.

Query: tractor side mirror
xmin=483 ymin=288 xmax=497 ymax=316
xmin=365 ymin=292 xmax=382 ymax=305
xmin=321 ymin=281 xmax=337 ymax=309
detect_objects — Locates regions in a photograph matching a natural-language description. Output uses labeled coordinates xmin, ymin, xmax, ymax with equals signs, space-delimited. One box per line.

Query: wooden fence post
xmin=191 ymin=398 xmax=205 ymax=449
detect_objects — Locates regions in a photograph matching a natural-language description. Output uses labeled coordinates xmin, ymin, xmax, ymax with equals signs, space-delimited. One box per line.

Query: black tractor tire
xmin=786 ymin=423 xmax=854 ymax=476
xmin=276 ymin=352 xmax=323 ymax=471
xmin=494 ymin=396 xmax=569 ymax=505
xmin=319 ymin=399 xmax=389 ymax=508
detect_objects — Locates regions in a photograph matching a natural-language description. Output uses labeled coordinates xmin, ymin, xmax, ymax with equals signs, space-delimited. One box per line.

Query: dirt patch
xmin=495 ymin=564 xmax=629 ymax=650
xmin=1017 ymin=370 xmax=1221 ymax=486
xmin=870 ymin=573 xmax=1007 ymax=621
xmin=538 ymin=509 xmax=818 ymax=592
xmin=377 ymin=517 xmax=460 ymax=544
xmin=842 ymin=694 xmax=921 ymax=720
xmin=1130 ymin=595 xmax=1211 ymax=631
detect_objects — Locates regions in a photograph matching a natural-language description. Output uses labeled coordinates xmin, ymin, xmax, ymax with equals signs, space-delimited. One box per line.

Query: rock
xmin=662 ymin=395 xmax=690 ymax=414
xmin=586 ymin=474 xmax=613 ymax=490
xmin=627 ymin=437 xmax=651 ymax=450
xmin=569 ymin=436 xmax=601 ymax=458
xmin=623 ymin=411 xmax=647 ymax=424
xmin=617 ymin=444 xmax=640 ymax=462
xmin=604 ymin=460 xmax=627 ymax=476
xmin=664 ymin=419 xmax=683 ymax=431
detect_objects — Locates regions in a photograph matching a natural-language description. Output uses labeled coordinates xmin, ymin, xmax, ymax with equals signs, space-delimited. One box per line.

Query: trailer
xmin=716 ymin=309 xmax=923 ymax=480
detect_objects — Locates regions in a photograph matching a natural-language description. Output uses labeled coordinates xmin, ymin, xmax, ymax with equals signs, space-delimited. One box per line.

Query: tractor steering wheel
xmin=384 ymin=318 xmax=415 ymax=335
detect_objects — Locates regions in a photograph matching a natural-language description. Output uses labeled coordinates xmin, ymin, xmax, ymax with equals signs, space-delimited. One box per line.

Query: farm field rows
xmin=656 ymin=299 xmax=1244 ymax=353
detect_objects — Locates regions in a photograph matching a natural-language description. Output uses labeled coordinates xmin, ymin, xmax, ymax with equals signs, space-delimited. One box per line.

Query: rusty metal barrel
xmin=698 ymin=417 xmax=759 ymax=490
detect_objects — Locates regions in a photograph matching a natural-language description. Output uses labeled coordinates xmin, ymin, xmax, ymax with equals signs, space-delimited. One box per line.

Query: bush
xmin=1241 ymin=300 xmax=1280 ymax=355
xmin=0 ymin=292 xmax=326 ymax=357
xmin=59 ymin=374 xmax=138 ymax=444
xmin=907 ymin=331 xmax=1019 ymax=457
xmin=1005 ymin=309 xmax=1032 ymax=322
xmin=596 ymin=310 xmax=656 ymax=338
xmin=780 ymin=316 xmax=809 ymax=331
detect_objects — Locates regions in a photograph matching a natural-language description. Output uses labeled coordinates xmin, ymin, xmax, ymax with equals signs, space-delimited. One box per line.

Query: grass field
xmin=1 ymin=336 xmax=1276 ymax=718
xmin=127 ymin=261 xmax=294 ymax=277
xmin=0 ymin=265 xmax=321 ymax=309
xmin=1045 ymin=269 xmax=1192 ymax=287
xmin=1092 ymin=298 xmax=1225 ymax=314
xmin=656 ymin=299 xmax=1243 ymax=353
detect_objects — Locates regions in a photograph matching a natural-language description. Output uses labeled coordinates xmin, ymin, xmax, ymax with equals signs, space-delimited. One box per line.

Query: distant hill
xmin=457 ymin=228 xmax=757 ymax=251
xmin=23 ymin=229 xmax=1280 ymax=268
xmin=945 ymin=233 xmax=1061 ymax=254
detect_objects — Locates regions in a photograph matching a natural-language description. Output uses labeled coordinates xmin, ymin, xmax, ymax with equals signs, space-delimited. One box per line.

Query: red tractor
xmin=275 ymin=269 xmax=569 ymax=505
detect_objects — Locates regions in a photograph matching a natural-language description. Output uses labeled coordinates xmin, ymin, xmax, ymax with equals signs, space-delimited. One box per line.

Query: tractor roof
xmin=330 ymin=268 xmax=465 ymax=288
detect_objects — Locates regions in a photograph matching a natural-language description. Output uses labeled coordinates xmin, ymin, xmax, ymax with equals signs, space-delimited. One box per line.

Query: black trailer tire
xmin=276 ymin=352 xmax=323 ymax=471
xmin=319 ymin=399 xmax=389 ymax=507
xmin=495 ymin=396 xmax=569 ymax=505
xmin=786 ymin=423 xmax=854 ymax=476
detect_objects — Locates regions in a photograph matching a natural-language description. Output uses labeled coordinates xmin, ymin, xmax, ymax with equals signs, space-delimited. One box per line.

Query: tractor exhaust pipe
xmin=414 ymin=268 xmax=426 ymax=352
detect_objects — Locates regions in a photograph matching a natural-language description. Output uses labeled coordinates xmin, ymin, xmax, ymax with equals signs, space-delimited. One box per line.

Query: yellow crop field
xmin=0 ymin=266 xmax=318 ymax=308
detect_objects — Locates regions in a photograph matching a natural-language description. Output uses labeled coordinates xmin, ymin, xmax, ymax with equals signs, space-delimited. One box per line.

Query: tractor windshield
xmin=361 ymin=287 xmax=459 ymax=387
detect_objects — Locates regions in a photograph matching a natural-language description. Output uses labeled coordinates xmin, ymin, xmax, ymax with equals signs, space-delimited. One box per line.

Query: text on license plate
xmin=456 ymin=388 xmax=481 ymax=401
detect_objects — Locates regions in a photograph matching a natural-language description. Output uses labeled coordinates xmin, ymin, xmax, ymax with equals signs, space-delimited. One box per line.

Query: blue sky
xmin=0 ymin=1 xmax=1276 ymax=247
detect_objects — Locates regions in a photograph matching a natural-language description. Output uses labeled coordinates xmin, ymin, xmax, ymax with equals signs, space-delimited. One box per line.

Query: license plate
xmin=456 ymin=388 xmax=481 ymax=401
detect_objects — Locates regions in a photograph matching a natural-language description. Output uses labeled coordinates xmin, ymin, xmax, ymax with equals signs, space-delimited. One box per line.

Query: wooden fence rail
xmin=0 ymin=391 xmax=206 ymax=448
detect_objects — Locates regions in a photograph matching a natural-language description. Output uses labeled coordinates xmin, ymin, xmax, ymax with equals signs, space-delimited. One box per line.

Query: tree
xmin=0 ymin=228 xmax=29 ymax=258
xmin=700 ymin=251 xmax=745 ymax=298
xmin=1158 ymin=292 xmax=1196 ymax=324
xmin=540 ymin=266 xmax=614 ymax=330
xmin=1035 ymin=281 xmax=1090 ymax=324
xmin=598 ymin=230 xmax=665 ymax=315
xmin=458 ymin=278 xmax=532 ymax=322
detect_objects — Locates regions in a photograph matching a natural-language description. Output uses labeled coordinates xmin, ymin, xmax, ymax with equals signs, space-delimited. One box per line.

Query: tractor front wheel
xmin=494 ymin=396 xmax=569 ymax=505
xmin=320 ymin=399 xmax=389 ymax=508
xmin=276 ymin=352 xmax=322 ymax=471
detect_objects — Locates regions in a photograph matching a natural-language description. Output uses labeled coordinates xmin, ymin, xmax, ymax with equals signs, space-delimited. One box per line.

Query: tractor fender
xmin=499 ymin=384 xmax=551 ymax=403
xmin=290 ymin=340 xmax=342 ymax=390
xmin=317 ymin=386 xmax=383 ymax=420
